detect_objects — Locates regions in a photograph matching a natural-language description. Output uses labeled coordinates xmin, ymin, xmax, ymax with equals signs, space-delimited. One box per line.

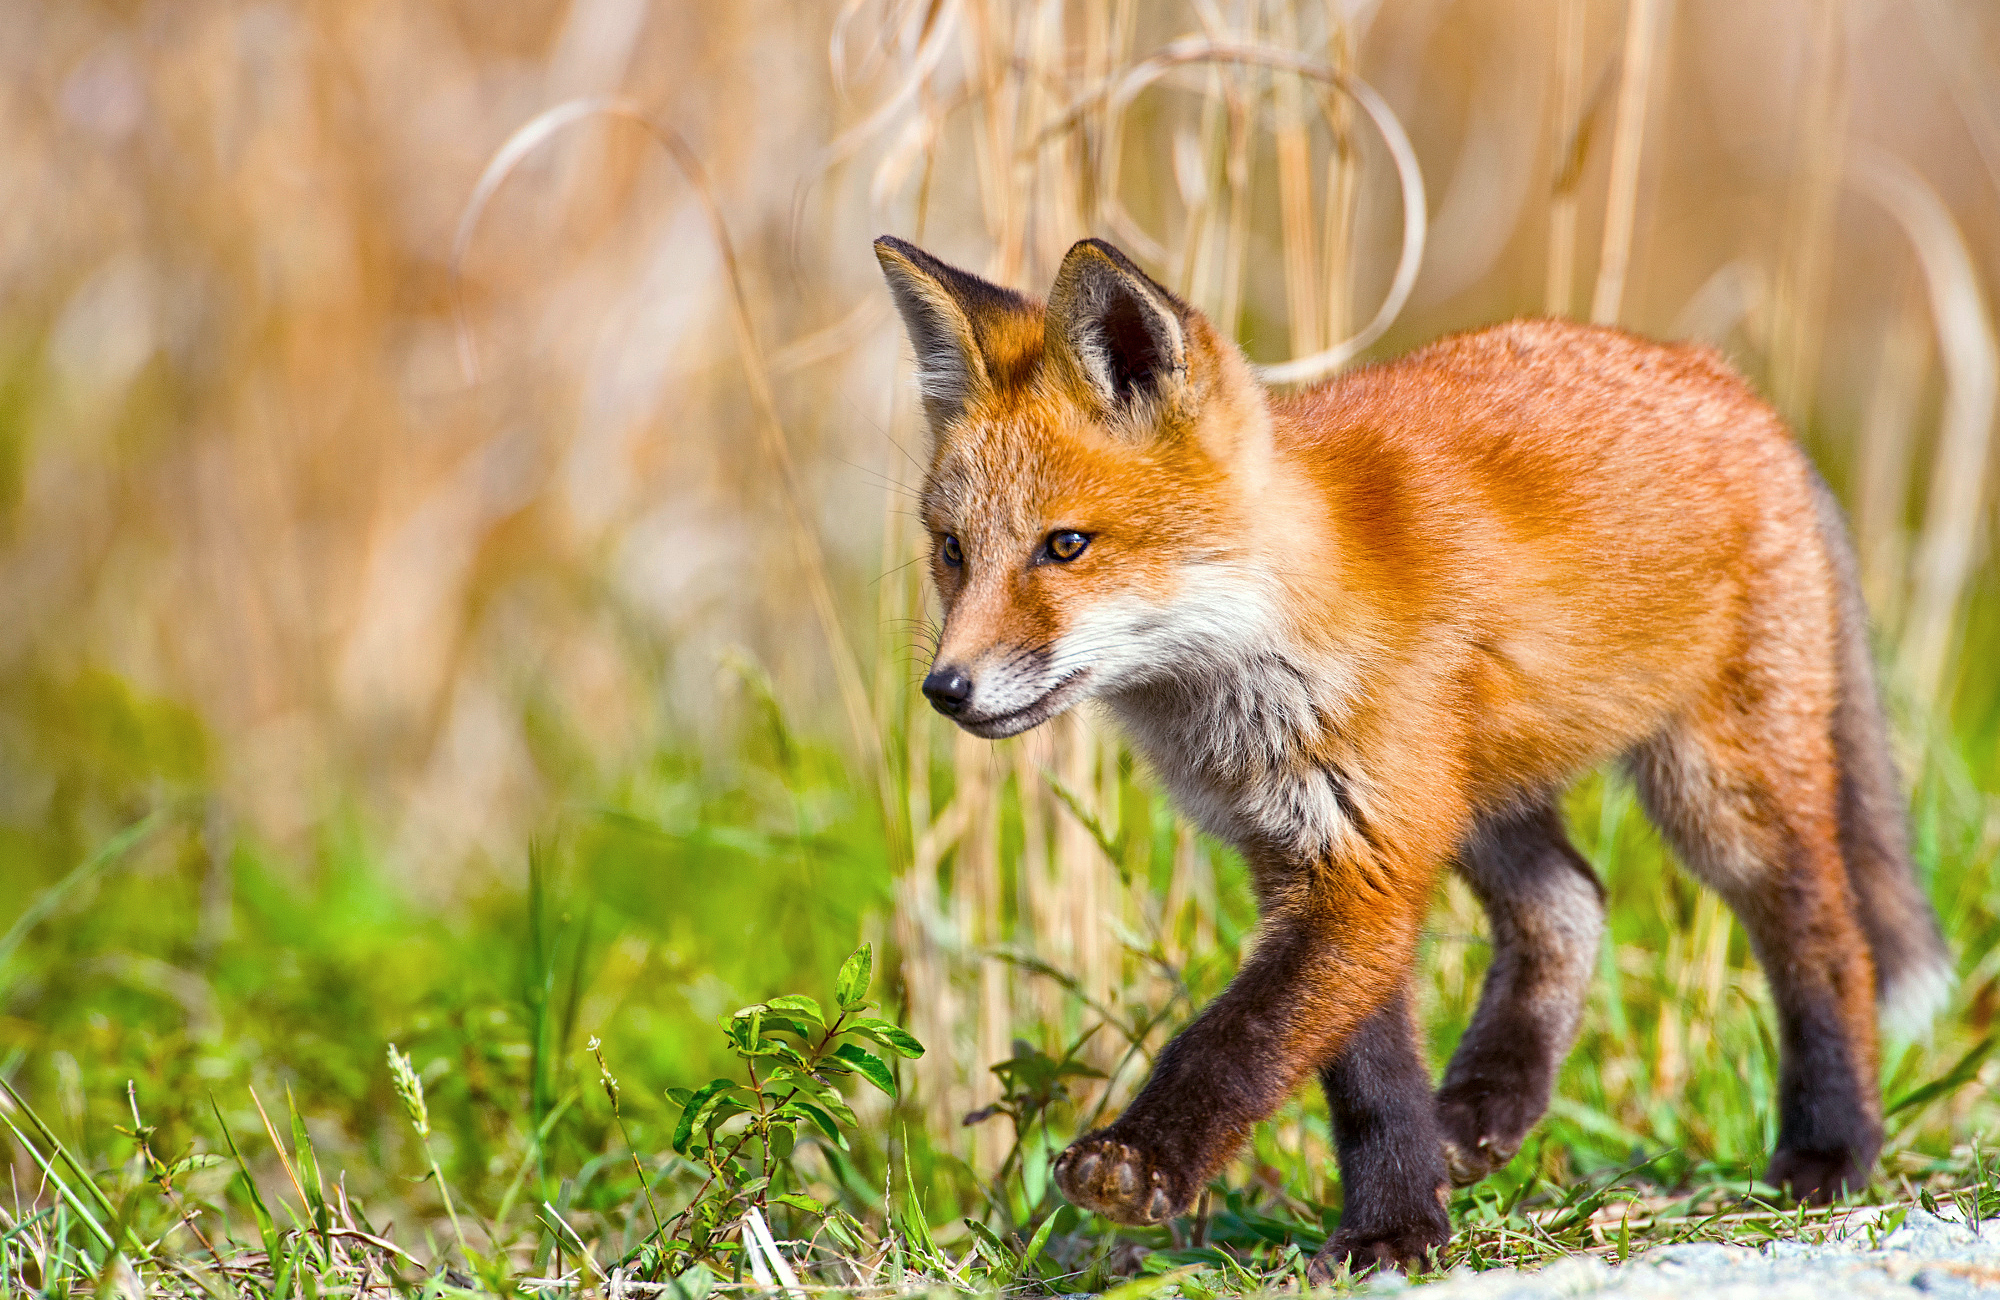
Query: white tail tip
xmin=1880 ymin=954 xmax=1956 ymax=1043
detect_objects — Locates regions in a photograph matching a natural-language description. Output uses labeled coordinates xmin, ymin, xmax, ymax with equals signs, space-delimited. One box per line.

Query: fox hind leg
xmin=1435 ymin=799 xmax=1606 ymax=1186
xmin=1631 ymin=704 xmax=1881 ymax=1202
xmin=1308 ymin=981 xmax=1452 ymax=1280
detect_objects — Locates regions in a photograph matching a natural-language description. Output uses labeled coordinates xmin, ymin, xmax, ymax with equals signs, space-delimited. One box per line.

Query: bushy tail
xmin=1812 ymin=478 xmax=1953 ymax=1038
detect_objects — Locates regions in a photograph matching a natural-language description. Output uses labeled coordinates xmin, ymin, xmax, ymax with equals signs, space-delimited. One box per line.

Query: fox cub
xmin=874 ymin=234 xmax=1949 ymax=1275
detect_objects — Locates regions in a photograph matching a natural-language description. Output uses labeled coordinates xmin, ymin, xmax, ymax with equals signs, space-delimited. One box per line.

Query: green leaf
xmin=671 ymin=1079 xmax=741 ymax=1155
xmin=665 ymin=1087 xmax=693 ymax=1107
xmin=765 ymin=994 xmax=825 ymax=1027
xmin=1019 ymin=1211 xmax=1060 ymax=1274
xmin=271 ymin=1236 xmax=300 ymax=1300
xmin=694 ymin=1099 xmax=749 ymax=1148
xmin=757 ymin=1016 xmax=820 ymax=1045
xmin=833 ymin=1043 xmax=897 ymax=1096
xmin=847 ymin=1017 xmax=924 ymax=1058
xmin=767 ymin=1065 xmax=830 ymax=1095
xmin=165 ymin=1154 xmax=224 ymax=1178
xmin=779 ymin=1101 xmax=850 ymax=1150
xmin=771 ymin=1193 xmax=826 ymax=1215
xmin=726 ymin=1007 xmax=764 ymax=1053
xmin=963 ymin=1218 xmax=1018 ymax=1277
xmin=899 ymin=1136 xmax=939 ymax=1260
xmin=822 ymin=1209 xmax=864 ymax=1251
xmin=287 ymin=1090 xmax=325 ymax=1212
xmin=770 ymin=1070 xmax=858 ymax=1125
xmin=0 ymin=1076 xmax=124 ymax=1246
xmin=835 ymin=944 xmax=873 ymax=1009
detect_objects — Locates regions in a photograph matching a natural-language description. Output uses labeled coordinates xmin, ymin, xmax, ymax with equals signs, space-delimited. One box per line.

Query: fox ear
xmin=1045 ymin=239 xmax=1187 ymax=419
xmin=874 ymin=236 xmax=1029 ymax=428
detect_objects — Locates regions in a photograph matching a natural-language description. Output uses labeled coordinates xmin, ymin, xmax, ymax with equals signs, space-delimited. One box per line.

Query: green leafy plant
xmin=965 ymin=1033 xmax=1105 ymax=1228
xmin=662 ymin=943 xmax=923 ymax=1273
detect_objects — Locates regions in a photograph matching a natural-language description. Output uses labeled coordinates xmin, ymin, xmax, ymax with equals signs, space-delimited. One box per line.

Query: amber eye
xmin=1046 ymin=530 xmax=1089 ymax=562
xmin=941 ymin=535 xmax=963 ymax=567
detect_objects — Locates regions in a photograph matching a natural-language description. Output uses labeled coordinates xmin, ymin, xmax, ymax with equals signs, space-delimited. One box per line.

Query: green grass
xmin=0 ymin=647 xmax=1995 ymax=1298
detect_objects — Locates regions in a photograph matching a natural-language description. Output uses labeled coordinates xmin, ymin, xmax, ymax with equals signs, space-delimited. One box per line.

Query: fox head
xmin=875 ymin=236 xmax=1281 ymax=738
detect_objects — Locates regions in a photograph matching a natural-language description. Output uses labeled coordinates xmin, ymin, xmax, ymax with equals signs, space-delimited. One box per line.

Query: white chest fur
xmin=1105 ymin=636 xmax=1364 ymax=862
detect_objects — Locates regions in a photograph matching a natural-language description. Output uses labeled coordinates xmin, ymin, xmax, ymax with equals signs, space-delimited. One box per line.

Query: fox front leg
xmin=1050 ymin=873 xmax=1429 ymax=1230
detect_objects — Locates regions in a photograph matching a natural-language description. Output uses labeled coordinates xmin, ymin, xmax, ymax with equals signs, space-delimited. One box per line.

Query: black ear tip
xmin=1059 ymin=237 xmax=1178 ymax=306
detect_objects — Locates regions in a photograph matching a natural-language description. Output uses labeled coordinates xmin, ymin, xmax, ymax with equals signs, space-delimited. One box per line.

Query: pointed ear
xmin=874 ymin=236 xmax=1031 ymax=428
xmin=1045 ymin=239 xmax=1188 ymax=419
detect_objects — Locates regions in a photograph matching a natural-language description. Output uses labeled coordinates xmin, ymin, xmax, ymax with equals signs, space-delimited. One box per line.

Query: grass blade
xmin=0 ymin=1076 xmax=129 ymax=1252
xmin=0 ymin=1110 xmax=114 ymax=1252
xmin=1887 ymin=1035 xmax=1995 ymax=1118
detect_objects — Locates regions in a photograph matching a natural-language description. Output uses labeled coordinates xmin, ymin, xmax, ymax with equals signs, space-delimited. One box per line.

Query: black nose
xmin=922 ymin=666 xmax=973 ymax=716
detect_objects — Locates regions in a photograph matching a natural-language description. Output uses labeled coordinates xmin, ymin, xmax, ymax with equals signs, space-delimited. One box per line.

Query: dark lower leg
xmin=1754 ymin=899 xmax=1883 ymax=1201
xmin=1437 ymin=802 xmax=1604 ymax=1185
xmin=1308 ymin=984 xmax=1451 ymax=1278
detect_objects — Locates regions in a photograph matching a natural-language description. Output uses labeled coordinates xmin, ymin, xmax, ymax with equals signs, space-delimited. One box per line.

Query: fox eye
xmin=941 ymin=535 xmax=963 ymax=567
xmin=1046 ymin=530 xmax=1089 ymax=562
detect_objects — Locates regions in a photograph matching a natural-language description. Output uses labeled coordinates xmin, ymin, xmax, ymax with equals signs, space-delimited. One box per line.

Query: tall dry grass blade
xmin=451 ymin=98 xmax=613 ymax=386
xmin=1271 ymin=2 xmax=1322 ymax=358
xmin=1014 ymin=728 xmax=1064 ymax=1030
xmin=1220 ymin=49 xmax=1257 ymax=343
xmin=1092 ymin=2 xmax=1169 ymax=269
xmin=1767 ymin=0 xmax=1849 ymax=423
xmin=1545 ymin=0 xmax=1587 ymax=316
xmin=742 ymin=1206 xmax=805 ymax=1300
xmin=1856 ymin=298 xmax=1932 ymax=622
xmin=452 ymin=98 xmax=898 ymax=861
xmin=1589 ymin=0 xmax=1666 ymax=325
xmin=1318 ymin=14 xmax=1360 ymax=347
xmin=1855 ymin=152 xmax=2000 ymax=703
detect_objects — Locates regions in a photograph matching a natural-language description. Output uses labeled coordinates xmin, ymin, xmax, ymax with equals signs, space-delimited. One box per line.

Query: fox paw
xmin=1766 ymin=1147 xmax=1869 ymax=1204
xmin=1306 ymin=1218 xmax=1450 ymax=1282
xmin=1052 ymin=1131 xmax=1189 ymax=1225
xmin=1436 ymin=1081 xmax=1539 ymax=1186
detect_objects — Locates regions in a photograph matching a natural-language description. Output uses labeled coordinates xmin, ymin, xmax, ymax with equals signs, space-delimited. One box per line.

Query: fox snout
xmin=917 ymin=640 xmax=1090 ymax=739
xmin=920 ymin=664 xmax=973 ymax=716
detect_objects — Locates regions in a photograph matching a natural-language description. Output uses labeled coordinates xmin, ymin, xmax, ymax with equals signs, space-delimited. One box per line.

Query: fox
xmin=872 ymin=233 xmax=1951 ymax=1275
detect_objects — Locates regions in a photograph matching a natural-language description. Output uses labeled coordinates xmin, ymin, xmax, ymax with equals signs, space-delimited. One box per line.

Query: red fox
xmin=874 ymin=234 xmax=1950 ymax=1275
